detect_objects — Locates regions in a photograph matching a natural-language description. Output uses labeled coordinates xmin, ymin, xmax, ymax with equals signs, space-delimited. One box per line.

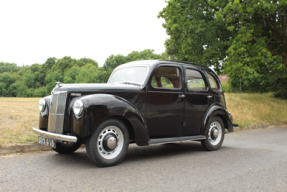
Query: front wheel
xmin=86 ymin=119 xmax=129 ymax=167
xmin=201 ymin=116 xmax=225 ymax=151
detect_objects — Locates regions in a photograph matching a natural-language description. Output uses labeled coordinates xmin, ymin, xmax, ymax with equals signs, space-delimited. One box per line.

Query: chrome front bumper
xmin=32 ymin=127 xmax=77 ymax=142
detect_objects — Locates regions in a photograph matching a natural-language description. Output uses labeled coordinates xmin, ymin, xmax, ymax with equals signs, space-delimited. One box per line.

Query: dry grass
xmin=225 ymin=93 xmax=287 ymax=127
xmin=0 ymin=94 xmax=287 ymax=146
xmin=0 ymin=97 xmax=39 ymax=146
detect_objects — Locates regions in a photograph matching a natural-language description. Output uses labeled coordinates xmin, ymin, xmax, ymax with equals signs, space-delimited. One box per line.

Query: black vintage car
xmin=33 ymin=60 xmax=234 ymax=167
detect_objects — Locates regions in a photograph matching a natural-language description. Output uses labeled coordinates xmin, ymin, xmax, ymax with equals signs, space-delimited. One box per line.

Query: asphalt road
xmin=1 ymin=127 xmax=287 ymax=192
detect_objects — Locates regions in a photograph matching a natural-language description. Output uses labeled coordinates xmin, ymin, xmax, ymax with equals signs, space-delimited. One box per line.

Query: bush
xmin=34 ymin=87 xmax=48 ymax=97
xmin=221 ymin=82 xmax=231 ymax=93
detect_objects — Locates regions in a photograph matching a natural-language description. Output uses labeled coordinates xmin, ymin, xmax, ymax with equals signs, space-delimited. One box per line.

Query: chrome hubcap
xmin=97 ymin=126 xmax=124 ymax=159
xmin=107 ymin=136 xmax=117 ymax=150
xmin=208 ymin=121 xmax=222 ymax=145
xmin=211 ymin=128 xmax=218 ymax=139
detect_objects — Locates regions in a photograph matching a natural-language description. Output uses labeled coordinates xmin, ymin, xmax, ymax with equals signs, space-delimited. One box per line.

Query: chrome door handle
xmin=207 ymin=95 xmax=213 ymax=99
xmin=179 ymin=94 xmax=185 ymax=98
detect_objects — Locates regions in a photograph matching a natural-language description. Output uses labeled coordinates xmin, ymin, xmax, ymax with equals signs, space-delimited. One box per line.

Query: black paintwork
xmin=146 ymin=63 xmax=185 ymax=138
xmin=39 ymin=60 xmax=233 ymax=146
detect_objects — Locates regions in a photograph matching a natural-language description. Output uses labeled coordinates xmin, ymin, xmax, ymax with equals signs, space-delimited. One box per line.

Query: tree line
xmin=0 ymin=49 xmax=168 ymax=97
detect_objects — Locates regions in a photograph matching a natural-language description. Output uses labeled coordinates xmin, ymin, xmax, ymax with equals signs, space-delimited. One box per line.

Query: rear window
xmin=207 ymin=73 xmax=219 ymax=91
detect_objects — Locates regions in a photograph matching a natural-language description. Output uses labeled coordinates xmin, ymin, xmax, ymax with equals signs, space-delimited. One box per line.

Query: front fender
xmin=39 ymin=95 xmax=52 ymax=130
xmin=202 ymin=105 xmax=233 ymax=134
xmin=73 ymin=94 xmax=149 ymax=146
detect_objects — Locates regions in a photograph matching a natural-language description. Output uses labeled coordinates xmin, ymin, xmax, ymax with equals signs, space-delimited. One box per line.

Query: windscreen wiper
xmin=116 ymin=81 xmax=142 ymax=87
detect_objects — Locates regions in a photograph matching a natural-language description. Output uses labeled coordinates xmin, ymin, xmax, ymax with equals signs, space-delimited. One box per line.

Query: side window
xmin=207 ymin=73 xmax=219 ymax=91
xmin=151 ymin=66 xmax=181 ymax=89
xmin=186 ymin=69 xmax=207 ymax=91
xmin=161 ymin=77 xmax=174 ymax=88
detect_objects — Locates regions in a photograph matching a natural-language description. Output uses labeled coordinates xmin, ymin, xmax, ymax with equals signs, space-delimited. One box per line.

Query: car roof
xmin=117 ymin=60 xmax=210 ymax=70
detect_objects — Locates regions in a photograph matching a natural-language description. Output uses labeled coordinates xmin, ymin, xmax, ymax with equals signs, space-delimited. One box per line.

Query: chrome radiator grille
xmin=48 ymin=91 xmax=68 ymax=133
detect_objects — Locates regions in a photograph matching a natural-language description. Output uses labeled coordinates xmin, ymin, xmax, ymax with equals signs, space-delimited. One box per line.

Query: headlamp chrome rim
xmin=39 ymin=99 xmax=46 ymax=112
xmin=73 ymin=100 xmax=84 ymax=117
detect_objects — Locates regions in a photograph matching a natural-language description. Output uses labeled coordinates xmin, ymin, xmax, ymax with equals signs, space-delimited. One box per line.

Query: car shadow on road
xmin=45 ymin=141 xmax=231 ymax=168
xmin=123 ymin=141 xmax=204 ymax=163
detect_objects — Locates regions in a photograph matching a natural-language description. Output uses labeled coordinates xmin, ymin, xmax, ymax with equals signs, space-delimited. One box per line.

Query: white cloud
xmin=0 ymin=0 xmax=168 ymax=67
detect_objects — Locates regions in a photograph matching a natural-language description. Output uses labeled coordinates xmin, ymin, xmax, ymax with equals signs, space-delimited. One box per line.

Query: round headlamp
xmin=73 ymin=100 xmax=84 ymax=117
xmin=38 ymin=99 xmax=46 ymax=112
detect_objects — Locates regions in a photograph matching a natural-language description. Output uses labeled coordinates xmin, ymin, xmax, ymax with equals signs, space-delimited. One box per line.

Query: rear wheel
xmin=86 ymin=119 xmax=129 ymax=167
xmin=201 ymin=116 xmax=225 ymax=151
xmin=52 ymin=141 xmax=82 ymax=154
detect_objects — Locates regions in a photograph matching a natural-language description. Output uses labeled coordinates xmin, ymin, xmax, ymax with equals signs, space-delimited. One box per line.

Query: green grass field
xmin=0 ymin=93 xmax=286 ymax=146
xmin=225 ymin=93 xmax=287 ymax=127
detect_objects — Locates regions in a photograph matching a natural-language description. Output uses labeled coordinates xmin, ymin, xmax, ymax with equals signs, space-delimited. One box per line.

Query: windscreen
xmin=108 ymin=66 xmax=148 ymax=85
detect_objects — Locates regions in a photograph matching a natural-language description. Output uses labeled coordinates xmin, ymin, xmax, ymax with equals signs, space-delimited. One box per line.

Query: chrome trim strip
xmin=32 ymin=127 xmax=77 ymax=142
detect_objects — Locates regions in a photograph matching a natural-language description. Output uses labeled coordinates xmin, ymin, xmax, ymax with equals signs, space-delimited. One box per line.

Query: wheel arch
xmin=202 ymin=104 xmax=233 ymax=135
xmin=77 ymin=94 xmax=149 ymax=146
xmin=216 ymin=114 xmax=229 ymax=131
xmin=104 ymin=115 xmax=135 ymax=141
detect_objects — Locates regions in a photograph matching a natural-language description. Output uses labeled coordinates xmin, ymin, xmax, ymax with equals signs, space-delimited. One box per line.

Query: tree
xmin=103 ymin=54 xmax=127 ymax=71
xmin=159 ymin=0 xmax=287 ymax=98
xmin=158 ymin=0 xmax=233 ymax=73
xmin=51 ymin=56 xmax=78 ymax=74
xmin=126 ymin=49 xmax=169 ymax=61
xmin=8 ymin=80 xmax=29 ymax=97
xmin=77 ymin=58 xmax=98 ymax=68
xmin=75 ymin=64 xmax=100 ymax=83
xmin=159 ymin=0 xmax=287 ymax=69
xmin=0 ymin=62 xmax=19 ymax=73
xmin=63 ymin=66 xmax=82 ymax=83
xmin=216 ymin=0 xmax=287 ymax=68
xmin=42 ymin=57 xmax=57 ymax=71
xmin=45 ymin=70 xmax=63 ymax=93
xmin=103 ymin=49 xmax=169 ymax=72
xmin=0 ymin=72 xmax=18 ymax=96
xmin=34 ymin=87 xmax=47 ymax=97
xmin=217 ymin=0 xmax=287 ymax=97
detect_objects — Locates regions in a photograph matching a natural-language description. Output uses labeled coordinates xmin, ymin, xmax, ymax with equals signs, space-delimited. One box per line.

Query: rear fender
xmin=202 ymin=105 xmax=233 ymax=135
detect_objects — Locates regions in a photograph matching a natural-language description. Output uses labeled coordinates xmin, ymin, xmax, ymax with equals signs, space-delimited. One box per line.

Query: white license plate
xmin=38 ymin=136 xmax=56 ymax=148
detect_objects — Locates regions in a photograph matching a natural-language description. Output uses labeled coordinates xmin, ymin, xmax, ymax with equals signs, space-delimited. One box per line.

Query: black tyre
xmin=201 ymin=116 xmax=225 ymax=151
xmin=86 ymin=119 xmax=129 ymax=167
xmin=52 ymin=141 xmax=82 ymax=154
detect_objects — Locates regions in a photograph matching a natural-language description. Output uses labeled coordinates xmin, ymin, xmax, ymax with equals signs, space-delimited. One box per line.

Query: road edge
xmin=1 ymin=123 xmax=286 ymax=155
xmin=0 ymin=142 xmax=52 ymax=155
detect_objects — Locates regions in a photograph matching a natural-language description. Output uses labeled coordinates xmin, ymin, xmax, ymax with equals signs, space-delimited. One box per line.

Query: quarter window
xmin=207 ymin=73 xmax=219 ymax=90
xmin=151 ymin=66 xmax=181 ymax=89
xmin=186 ymin=69 xmax=207 ymax=91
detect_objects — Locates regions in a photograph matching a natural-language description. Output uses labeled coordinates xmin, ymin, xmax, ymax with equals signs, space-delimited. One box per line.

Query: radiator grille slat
xmin=48 ymin=114 xmax=56 ymax=132
xmin=48 ymin=91 xmax=68 ymax=133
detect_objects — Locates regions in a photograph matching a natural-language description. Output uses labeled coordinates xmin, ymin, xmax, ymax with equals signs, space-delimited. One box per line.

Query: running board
xmin=148 ymin=135 xmax=206 ymax=145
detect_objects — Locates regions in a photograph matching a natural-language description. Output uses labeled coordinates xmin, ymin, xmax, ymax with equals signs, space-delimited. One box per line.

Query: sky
xmin=0 ymin=0 xmax=168 ymax=67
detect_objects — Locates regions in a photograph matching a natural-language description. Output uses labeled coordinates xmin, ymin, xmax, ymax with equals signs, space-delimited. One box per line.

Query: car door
xmin=183 ymin=67 xmax=212 ymax=136
xmin=145 ymin=64 xmax=185 ymax=138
